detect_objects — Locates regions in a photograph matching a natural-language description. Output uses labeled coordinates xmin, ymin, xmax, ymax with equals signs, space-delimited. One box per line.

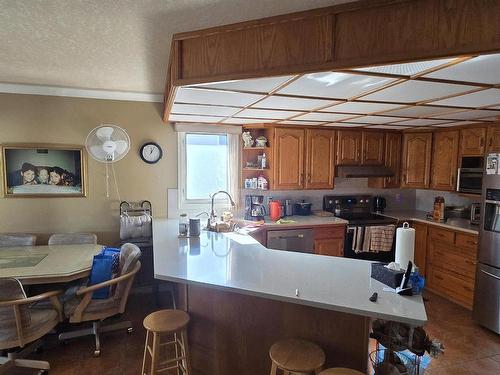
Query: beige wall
xmin=0 ymin=93 xmax=177 ymax=245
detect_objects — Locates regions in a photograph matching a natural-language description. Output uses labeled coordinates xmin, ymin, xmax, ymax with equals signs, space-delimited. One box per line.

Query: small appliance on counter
xmin=244 ymin=195 xmax=266 ymax=221
xmin=293 ymin=200 xmax=312 ymax=216
xmin=373 ymin=196 xmax=386 ymax=213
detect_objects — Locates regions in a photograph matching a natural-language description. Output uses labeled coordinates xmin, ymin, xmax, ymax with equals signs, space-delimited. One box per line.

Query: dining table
xmin=0 ymin=244 xmax=103 ymax=285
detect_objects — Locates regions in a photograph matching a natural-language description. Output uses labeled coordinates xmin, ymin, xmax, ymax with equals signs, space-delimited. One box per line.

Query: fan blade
xmin=89 ymin=145 xmax=109 ymax=161
xmin=114 ymin=140 xmax=129 ymax=155
xmin=96 ymin=126 xmax=114 ymax=141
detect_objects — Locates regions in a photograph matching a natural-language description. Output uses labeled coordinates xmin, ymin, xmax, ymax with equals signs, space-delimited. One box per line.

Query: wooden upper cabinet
xmin=336 ymin=130 xmax=361 ymax=165
xmin=487 ymin=126 xmax=500 ymax=153
xmin=460 ymin=127 xmax=486 ymax=156
xmin=401 ymin=133 xmax=433 ymax=189
xmin=273 ymin=128 xmax=305 ymax=189
xmin=430 ymin=130 xmax=459 ymax=191
xmin=305 ymin=129 xmax=335 ymax=189
xmin=362 ymin=132 xmax=385 ymax=165
xmin=384 ymin=133 xmax=402 ymax=188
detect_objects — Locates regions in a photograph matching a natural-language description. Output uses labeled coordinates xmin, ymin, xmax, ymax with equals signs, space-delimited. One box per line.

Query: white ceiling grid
xmin=169 ymin=53 xmax=500 ymax=128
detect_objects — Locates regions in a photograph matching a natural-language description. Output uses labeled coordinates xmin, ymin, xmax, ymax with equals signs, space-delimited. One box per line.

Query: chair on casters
xmin=48 ymin=233 xmax=97 ymax=245
xmin=0 ymin=278 xmax=63 ymax=374
xmin=0 ymin=233 xmax=36 ymax=247
xmin=59 ymin=243 xmax=141 ymax=356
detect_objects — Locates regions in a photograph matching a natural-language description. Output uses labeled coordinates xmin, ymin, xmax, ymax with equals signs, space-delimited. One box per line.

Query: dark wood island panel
xmin=181 ymin=285 xmax=370 ymax=375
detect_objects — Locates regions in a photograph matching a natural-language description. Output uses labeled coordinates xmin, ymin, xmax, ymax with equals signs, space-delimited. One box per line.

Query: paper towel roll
xmin=395 ymin=222 xmax=415 ymax=271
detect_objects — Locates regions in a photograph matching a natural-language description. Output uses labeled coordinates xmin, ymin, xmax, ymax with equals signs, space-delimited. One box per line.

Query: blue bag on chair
xmin=89 ymin=247 xmax=120 ymax=299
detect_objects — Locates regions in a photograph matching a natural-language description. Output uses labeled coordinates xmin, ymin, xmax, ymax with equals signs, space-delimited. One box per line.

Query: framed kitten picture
xmin=1 ymin=144 xmax=88 ymax=197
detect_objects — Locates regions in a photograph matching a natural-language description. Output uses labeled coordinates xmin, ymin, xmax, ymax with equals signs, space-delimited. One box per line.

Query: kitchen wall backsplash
xmin=241 ymin=178 xmax=416 ymax=211
xmin=415 ymin=189 xmax=481 ymax=212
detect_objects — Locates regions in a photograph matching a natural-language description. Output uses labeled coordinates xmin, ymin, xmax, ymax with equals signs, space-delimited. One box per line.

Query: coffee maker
xmin=373 ymin=196 xmax=387 ymax=213
xmin=245 ymin=195 xmax=266 ymax=221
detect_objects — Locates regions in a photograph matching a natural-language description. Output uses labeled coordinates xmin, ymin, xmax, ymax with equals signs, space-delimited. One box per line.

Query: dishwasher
xmin=266 ymin=229 xmax=314 ymax=253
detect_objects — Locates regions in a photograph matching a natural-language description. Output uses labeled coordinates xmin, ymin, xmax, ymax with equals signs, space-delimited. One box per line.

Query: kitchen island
xmin=153 ymin=218 xmax=427 ymax=375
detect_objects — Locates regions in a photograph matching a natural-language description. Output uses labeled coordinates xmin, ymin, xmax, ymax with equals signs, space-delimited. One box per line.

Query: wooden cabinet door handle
xmin=466 ymin=240 xmax=477 ymax=246
xmin=307 ymin=174 xmax=311 ymax=183
xmin=480 ymin=138 xmax=485 ymax=147
xmin=435 ymin=274 xmax=444 ymax=281
xmin=465 ymin=259 xmax=476 ymax=265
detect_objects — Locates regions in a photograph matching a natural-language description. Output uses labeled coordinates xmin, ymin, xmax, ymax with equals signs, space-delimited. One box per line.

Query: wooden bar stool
xmin=142 ymin=309 xmax=191 ymax=375
xmin=319 ymin=368 xmax=365 ymax=375
xmin=269 ymin=339 xmax=326 ymax=375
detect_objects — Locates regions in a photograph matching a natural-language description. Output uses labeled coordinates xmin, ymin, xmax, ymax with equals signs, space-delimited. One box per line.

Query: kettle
xmin=373 ymin=196 xmax=386 ymax=213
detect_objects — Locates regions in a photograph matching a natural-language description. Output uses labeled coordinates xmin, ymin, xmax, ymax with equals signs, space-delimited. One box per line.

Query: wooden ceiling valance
xmin=164 ymin=0 xmax=500 ymax=122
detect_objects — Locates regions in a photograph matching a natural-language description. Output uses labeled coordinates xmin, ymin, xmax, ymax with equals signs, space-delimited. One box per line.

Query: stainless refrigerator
xmin=473 ymin=169 xmax=500 ymax=334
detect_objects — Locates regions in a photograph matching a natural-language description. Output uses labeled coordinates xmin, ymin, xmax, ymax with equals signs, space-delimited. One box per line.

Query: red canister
xmin=269 ymin=200 xmax=281 ymax=221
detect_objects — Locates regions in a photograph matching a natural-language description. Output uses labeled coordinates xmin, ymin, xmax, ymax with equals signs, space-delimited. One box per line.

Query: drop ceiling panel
xmin=392 ymin=118 xmax=452 ymax=126
xmin=169 ymin=114 xmax=225 ymax=123
xmin=382 ymin=105 xmax=459 ymax=117
xmin=175 ymin=87 xmax=264 ymax=107
xmin=294 ymin=112 xmax=355 ymax=122
xmin=276 ymin=120 xmax=327 ymax=125
xmin=431 ymin=109 xmax=500 ymax=121
xmin=346 ymin=115 xmax=409 ymax=124
xmin=222 ymin=118 xmax=268 ymax=124
xmin=253 ymin=96 xmax=338 ymax=111
xmin=191 ymin=75 xmax=294 ymax=93
xmin=433 ymin=121 xmax=482 ymax=127
xmin=353 ymin=58 xmax=455 ymax=76
xmin=361 ymin=80 xmax=477 ymax=103
xmin=235 ymin=108 xmax=304 ymax=119
xmin=431 ymin=88 xmax=500 ymax=108
xmin=277 ymin=72 xmax=396 ymax=99
xmin=171 ymin=103 xmax=240 ymax=117
xmin=424 ymin=54 xmax=500 ymax=84
xmin=320 ymin=101 xmax=403 ymax=114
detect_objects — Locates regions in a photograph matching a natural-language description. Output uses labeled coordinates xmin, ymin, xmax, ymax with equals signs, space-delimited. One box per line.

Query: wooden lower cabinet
xmin=423 ymin=226 xmax=477 ymax=310
xmin=412 ymin=222 xmax=428 ymax=276
xmin=313 ymin=226 xmax=345 ymax=257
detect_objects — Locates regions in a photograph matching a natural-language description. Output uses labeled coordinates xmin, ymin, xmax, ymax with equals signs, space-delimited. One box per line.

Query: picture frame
xmin=1 ymin=144 xmax=88 ymax=198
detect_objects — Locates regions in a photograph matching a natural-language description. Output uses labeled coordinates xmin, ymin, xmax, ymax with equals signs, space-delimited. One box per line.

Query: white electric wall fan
xmin=85 ymin=124 xmax=130 ymax=198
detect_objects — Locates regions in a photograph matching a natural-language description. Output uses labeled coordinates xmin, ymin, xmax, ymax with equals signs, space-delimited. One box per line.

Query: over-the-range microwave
xmin=457 ymin=156 xmax=483 ymax=195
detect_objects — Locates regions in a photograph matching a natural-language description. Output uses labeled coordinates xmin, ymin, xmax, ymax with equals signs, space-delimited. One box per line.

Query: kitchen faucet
xmin=209 ymin=190 xmax=236 ymax=230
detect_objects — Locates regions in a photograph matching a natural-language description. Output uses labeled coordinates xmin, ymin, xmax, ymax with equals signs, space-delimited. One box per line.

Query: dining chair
xmin=0 ymin=233 xmax=36 ymax=247
xmin=0 ymin=278 xmax=63 ymax=374
xmin=48 ymin=233 xmax=97 ymax=245
xmin=59 ymin=243 xmax=141 ymax=356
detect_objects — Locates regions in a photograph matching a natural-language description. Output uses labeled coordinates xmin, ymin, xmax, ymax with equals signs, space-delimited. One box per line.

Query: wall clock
xmin=140 ymin=142 xmax=163 ymax=164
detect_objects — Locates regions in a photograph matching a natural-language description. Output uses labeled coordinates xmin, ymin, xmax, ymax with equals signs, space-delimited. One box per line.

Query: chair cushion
xmin=115 ymin=243 xmax=141 ymax=298
xmin=0 ymin=307 xmax=58 ymax=350
xmin=63 ymin=295 xmax=120 ymax=319
xmin=0 ymin=278 xmax=30 ymax=330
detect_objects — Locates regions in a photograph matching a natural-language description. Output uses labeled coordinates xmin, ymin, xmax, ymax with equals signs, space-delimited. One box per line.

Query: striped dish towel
xmin=369 ymin=225 xmax=396 ymax=252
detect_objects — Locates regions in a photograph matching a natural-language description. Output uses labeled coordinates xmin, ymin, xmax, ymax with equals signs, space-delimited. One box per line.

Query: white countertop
xmin=379 ymin=210 xmax=479 ymax=234
xmin=153 ymin=218 xmax=427 ymax=326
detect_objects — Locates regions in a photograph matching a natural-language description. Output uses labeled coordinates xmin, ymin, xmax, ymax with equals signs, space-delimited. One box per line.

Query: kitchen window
xmin=177 ymin=125 xmax=240 ymax=212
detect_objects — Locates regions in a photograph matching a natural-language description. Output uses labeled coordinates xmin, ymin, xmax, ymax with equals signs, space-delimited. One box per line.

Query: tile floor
xmin=6 ymin=289 xmax=500 ymax=374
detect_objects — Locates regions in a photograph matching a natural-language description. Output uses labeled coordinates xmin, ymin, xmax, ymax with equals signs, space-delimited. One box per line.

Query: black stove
xmin=323 ymin=194 xmax=397 ymax=225
xmin=324 ymin=194 xmax=397 ymax=262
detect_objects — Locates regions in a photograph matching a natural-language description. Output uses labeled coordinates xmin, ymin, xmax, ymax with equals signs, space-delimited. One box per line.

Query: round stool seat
xmin=143 ymin=309 xmax=190 ymax=334
xmin=319 ymin=368 xmax=365 ymax=375
xmin=269 ymin=339 xmax=325 ymax=372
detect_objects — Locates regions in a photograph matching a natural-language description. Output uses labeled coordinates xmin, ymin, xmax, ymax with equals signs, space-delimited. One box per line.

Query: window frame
xmin=178 ymin=130 xmax=240 ymax=213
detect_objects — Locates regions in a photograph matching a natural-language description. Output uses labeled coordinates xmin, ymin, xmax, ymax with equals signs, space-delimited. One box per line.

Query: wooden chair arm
xmin=76 ymin=262 xmax=141 ymax=296
xmin=0 ymin=290 xmax=63 ymax=307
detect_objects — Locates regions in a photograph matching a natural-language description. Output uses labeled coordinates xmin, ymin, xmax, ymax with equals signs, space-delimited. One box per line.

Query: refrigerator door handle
xmin=481 ymin=269 xmax=500 ymax=281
